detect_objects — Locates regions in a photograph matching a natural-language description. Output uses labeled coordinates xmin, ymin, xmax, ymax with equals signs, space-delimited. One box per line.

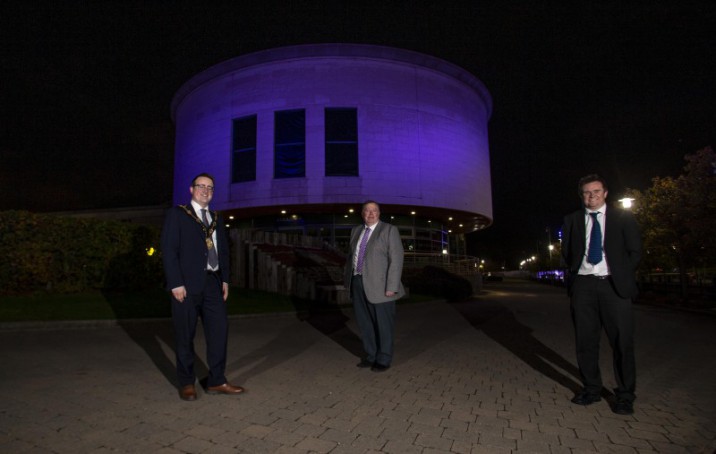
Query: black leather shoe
xmin=613 ymin=399 xmax=634 ymax=415
xmin=371 ymin=363 xmax=390 ymax=372
xmin=571 ymin=391 xmax=602 ymax=406
xmin=356 ymin=359 xmax=373 ymax=368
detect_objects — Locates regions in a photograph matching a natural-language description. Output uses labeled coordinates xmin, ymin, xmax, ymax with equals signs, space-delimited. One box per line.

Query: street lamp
xmin=618 ymin=198 xmax=634 ymax=209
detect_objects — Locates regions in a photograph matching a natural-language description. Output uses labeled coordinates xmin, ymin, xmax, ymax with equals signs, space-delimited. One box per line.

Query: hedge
xmin=0 ymin=211 xmax=163 ymax=295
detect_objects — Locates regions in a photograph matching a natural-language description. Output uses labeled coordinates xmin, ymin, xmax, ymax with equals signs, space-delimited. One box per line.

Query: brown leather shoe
xmin=179 ymin=384 xmax=197 ymax=401
xmin=206 ymin=383 xmax=245 ymax=395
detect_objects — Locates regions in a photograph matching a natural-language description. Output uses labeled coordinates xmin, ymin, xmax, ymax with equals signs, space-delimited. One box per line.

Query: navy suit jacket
xmin=562 ymin=205 xmax=641 ymax=299
xmin=160 ymin=204 xmax=230 ymax=293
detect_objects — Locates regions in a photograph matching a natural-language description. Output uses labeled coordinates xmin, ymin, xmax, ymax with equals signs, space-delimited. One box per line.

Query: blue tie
xmin=587 ymin=212 xmax=602 ymax=265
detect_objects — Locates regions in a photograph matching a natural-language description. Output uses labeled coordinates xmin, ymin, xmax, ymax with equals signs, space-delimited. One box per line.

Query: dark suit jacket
xmin=343 ymin=221 xmax=405 ymax=303
xmin=562 ymin=205 xmax=641 ymax=298
xmin=160 ymin=204 xmax=230 ymax=293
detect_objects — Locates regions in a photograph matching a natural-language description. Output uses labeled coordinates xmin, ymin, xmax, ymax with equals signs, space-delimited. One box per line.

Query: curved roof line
xmin=170 ymin=43 xmax=492 ymax=120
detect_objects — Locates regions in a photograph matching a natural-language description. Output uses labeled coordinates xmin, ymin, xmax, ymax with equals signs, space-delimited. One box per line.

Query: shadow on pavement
xmin=103 ymin=290 xmax=209 ymax=389
xmin=448 ymin=297 xmax=586 ymax=396
xmin=293 ymin=298 xmax=364 ymax=359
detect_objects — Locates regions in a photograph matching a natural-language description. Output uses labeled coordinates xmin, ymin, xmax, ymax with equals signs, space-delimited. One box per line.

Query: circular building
xmin=171 ymin=43 xmax=492 ymax=257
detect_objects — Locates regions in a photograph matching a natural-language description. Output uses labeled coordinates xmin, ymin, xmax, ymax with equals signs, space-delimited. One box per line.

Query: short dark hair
xmin=191 ymin=173 xmax=215 ymax=186
xmin=577 ymin=174 xmax=608 ymax=196
xmin=362 ymin=200 xmax=381 ymax=212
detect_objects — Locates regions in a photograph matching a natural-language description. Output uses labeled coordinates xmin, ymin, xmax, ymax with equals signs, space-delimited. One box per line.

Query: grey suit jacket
xmin=344 ymin=221 xmax=406 ymax=303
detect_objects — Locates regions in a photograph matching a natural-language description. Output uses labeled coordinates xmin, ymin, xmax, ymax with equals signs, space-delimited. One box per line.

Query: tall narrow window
xmin=274 ymin=109 xmax=305 ymax=178
xmin=231 ymin=115 xmax=257 ymax=183
xmin=325 ymin=108 xmax=358 ymax=176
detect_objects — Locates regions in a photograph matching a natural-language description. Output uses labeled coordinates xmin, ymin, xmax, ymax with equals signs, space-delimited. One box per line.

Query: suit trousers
xmin=351 ymin=275 xmax=395 ymax=366
xmin=171 ymin=272 xmax=228 ymax=387
xmin=570 ymin=275 xmax=636 ymax=402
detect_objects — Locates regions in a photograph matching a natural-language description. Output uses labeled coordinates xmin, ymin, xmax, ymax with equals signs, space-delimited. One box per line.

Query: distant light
xmin=146 ymin=247 xmax=155 ymax=256
xmin=442 ymin=249 xmax=448 ymax=255
xmin=348 ymin=208 xmax=354 ymax=213
xmin=619 ymin=198 xmax=634 ymax=209
xmin=281 ymin=210 xmax=287 ymax=214
xmin=448 ymin=217 xmax=453 ymax=221
xmin=229 ymin=215 xmax=234 ymax=220
xmin=410 ymin=211 xmax=416 ymax=215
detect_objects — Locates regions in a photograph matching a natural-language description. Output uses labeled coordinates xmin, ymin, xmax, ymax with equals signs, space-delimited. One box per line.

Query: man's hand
xmin=385 ymin=291 xmax=396 ymax=297
xmin=172 ymin=286 xmax=187 ymax=302
xmin=223 ymin=282 xmax=229 ymax=302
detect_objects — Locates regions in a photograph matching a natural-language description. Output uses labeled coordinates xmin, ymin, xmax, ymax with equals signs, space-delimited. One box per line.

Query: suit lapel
xmin=575 ymin=211 xmax=586 ymax=250
xmin=365 ymin=222 xmax=384 ymax=252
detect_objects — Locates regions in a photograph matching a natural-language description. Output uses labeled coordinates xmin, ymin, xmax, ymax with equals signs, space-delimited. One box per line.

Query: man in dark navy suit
xmin=161 ymin=173 xmax=244 ymax=401
xmin=562 ymin=174 xmax=641 ymax=415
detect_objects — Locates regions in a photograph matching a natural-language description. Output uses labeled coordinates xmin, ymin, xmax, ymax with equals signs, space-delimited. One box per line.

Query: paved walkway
xmin=1 ymin=281 xmax=715 ymax=453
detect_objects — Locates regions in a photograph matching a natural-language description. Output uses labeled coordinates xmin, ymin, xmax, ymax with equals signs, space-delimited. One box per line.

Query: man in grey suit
xmin=562 ymin=174 xmax=641 ymax=415
xmin=344 ymin=201 xmax=405 ymax=372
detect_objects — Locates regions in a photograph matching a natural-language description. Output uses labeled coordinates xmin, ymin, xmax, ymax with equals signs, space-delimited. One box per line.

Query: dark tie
xmin=201 ymin=209 xmax=219 ymax=269
xmin=355 ymin=227 xmax=371 ymax=274
xmin=587 ymin=212 xmax=602 ymax=265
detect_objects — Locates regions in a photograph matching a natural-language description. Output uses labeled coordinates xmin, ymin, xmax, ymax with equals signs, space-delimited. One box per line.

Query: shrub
xmin=0 ymin=211 xmax=162 ymax=295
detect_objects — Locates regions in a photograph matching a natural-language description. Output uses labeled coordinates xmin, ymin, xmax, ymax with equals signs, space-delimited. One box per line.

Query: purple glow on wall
xmin=171 ymin=44 xmax=493 ymax=227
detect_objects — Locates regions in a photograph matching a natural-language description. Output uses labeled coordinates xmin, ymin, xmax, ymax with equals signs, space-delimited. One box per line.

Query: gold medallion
xmin=206 ymin=238 xmax=214 ymax=249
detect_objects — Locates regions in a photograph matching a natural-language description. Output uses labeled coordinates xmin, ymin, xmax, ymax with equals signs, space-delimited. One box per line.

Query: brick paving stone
xmin=318 ymin=427 xmax=358 ymax=446
xmin=263 ymin=428 xmax=306 ymax=446
xmin=449 ymin=439 xmax=473 ymax=454
xmin=625 ymin=427 xmax=671 ymax=443
xmin=442 ymin=428 xmax=479 ymax=444
xmin=2 ymin=281 xmax=715 ymax=453
xmin=379 ymin=408 xmax=414 ymax=421
xmin=537 ymin=423 xmax=575 ymax=437
xmin=522 ymin=428 xmax=560 ymax=445
xmin=558 ymin=434 xmax=598 ymax=450
xmin=382 ymin=439 xmax=423 ymax=453
xmin=322 ymin=417 xmax=358 ymax=432
xmin=184 ymin=423 xmax=227 ymax=441
xmin=510 ymin=418 xmax=539 ymax=431
xmin=422 ymin=448 xmax=453 ymax=454
xmin=294 ymin=436 xmax=337 ymax=453
xmin=268 ymin=417 xmax=303 ymax=433
xmin=407 ymin=421 xmax=444 ymax=437
xmin=440 ymin=418 xmax=469 ymax=432
xmin=476 ymin=432 xmax=517 ymax=450
xmin=515 ymin=439 xmax=554 ymax=453
xmin=292 ymin=422 xmax=326 ymax=437
xmin=591 ymin=440 xmax=639 ymax=452
xmin=472 ymin=443 xmax=512 ymax=453
xmin=415 ymin=433 xmax=453 ymax=451
xmin=240 ymin=423 xmax=274 ymax=439
xmin=470 ymin=415 xmax=509 ymax=429
xmin=169 ymin=435 xmax=215 ymax=453
xmin=380 ymin=417 xmax=412 ymax=434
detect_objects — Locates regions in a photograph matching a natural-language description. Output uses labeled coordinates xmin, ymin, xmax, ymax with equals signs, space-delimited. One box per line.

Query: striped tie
xmin=355 ymin=227 xmax=371 ymax=274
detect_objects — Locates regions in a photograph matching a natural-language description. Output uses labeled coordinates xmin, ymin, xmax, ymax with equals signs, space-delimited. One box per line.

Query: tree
xmin=626 ymin=146 xmax=716 ymax=300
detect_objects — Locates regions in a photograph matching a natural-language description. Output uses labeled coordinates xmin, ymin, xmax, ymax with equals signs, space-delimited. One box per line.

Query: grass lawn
xmin=0 ymin=287 xmax=437 ymax=322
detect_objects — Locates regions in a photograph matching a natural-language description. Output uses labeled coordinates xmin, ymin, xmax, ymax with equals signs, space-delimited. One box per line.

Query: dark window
xmin=274 ymin=110 xmax=305 ymax=178
xmin=231 ymin=115 xmax=257 ymax=183
xmin=325 ymin=108 xmax=358 ymax=176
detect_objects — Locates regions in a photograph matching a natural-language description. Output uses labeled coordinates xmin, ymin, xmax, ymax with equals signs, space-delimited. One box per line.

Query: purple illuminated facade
xmin=171 ymin=44 xmax=492 ymax=255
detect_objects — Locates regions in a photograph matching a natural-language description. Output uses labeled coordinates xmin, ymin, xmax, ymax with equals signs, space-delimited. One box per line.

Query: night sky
xmin=2 ymin=2 xmax=715 ymax=266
